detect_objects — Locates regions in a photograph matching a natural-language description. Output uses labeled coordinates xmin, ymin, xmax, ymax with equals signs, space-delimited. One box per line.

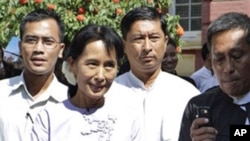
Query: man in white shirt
xmin=191 ymin=43 xmax=219 ymax=92
xmin=115 ymin=6 xmax=200 ymax=141
xmin=0 ymin=9 xmax=68 ymax=141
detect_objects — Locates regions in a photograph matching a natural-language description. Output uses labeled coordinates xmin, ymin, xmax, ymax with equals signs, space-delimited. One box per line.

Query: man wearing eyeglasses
xmin=0 ymin=9 xmax=68 ymax=141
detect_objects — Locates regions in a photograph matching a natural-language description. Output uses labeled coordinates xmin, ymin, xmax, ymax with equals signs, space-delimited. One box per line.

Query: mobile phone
xmin=196 ymin=106 xmax=211 ymax=127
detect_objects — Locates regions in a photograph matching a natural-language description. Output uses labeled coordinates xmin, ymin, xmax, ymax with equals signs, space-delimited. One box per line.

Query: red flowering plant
xmin=0 ymin=0 xmax=184 ymax=53
xmin=166 ymin=14 xmax=185 ymax=53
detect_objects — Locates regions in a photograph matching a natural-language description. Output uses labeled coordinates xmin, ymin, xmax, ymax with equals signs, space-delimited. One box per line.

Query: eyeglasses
xmin=22 ymin=36 xmax=60 ymax=49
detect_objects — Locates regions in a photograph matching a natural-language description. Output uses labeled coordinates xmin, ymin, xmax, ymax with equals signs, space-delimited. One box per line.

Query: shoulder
xmin=0 ymin=75 xmax=21 ymax=86
xmin=188 ymin=86 xmax=223 ymax=106
xmin=105 ymin=81 xmax=136 ymax=103
xmin=46 ymin=76 xmax=68 ymax=102
xmin=0 ymin=75 xmax=23 ymax=99
xmin=105 ymin=81 xmax=141 ymax=113
xmin=52 ymin=76 xmax=68 ymax=90
xmin=114 ymin=72 xmax=139 ymax=88
xmin=190 ymin=67 xmax=205 ymax=77
xmin=159 ymin=72 xmax=199 ymax=91
xmin=115 ymin=72 xmax=129 ymax=82
xmin=38 ymin=100 xmax=71 ymax=118
xmin=179 ymin=75 xmax=196 ymax=87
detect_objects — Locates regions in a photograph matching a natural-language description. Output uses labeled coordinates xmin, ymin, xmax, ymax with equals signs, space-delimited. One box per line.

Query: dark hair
xmin=201 ymin=43 xmax=209 ymax=61
xmin=120 ymin=6 xmax=167 ymax=39
xmin=66 ymin=24 xmax=124 ymax=64
xmin=19 ymin=9 xmax=65 ymax=42
xmin=163 ymin=38 xmax=177 ymax=59
xmin=66 ymin=24 xmax=124 ymax=97
xmin=0 ymin=47 xmax=3 ymax=61
xmin=207 ymin=12 xmax=250 ymax=49
xmin=167 ymin=38 xmax=177 ymax=48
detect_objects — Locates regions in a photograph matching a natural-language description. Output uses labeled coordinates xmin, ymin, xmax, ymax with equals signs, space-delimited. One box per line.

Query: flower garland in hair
xmin=62 ymin=61 xmax=76 ymax=85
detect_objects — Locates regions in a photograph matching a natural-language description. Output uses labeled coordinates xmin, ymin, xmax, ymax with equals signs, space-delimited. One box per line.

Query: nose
xmin=165 ymin=55 xmax=172 ymax=62
xmin=33 ymin=40 xmax=44 ymax=51
xmin=142 ymin=37 xmax=152 ymax=52
xmin=223 ymin=59 xmax=235 ymax=74
xmin=95 ymin=67 xmax=105 ymax=82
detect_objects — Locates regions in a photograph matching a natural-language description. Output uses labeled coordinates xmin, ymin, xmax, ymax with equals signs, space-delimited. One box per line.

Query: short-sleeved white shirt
xmin=115 ymin=71 xmax=201 ymax=141
xmin=191 ymin=66 xmax=219 ymax=93
xmin=0 ymin=73 xmax=68 ymax=141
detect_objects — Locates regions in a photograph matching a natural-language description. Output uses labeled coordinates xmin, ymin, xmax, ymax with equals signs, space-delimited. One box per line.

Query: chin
xmin=222 ymin=82 xmax=248 ymax=96
xmin=92 ymin=90 xmax=108 ymax=98
xmin=91 ymin=95 xmax=104 ymax=100
xmin=224 ymin=89 xmax=246 ymax=98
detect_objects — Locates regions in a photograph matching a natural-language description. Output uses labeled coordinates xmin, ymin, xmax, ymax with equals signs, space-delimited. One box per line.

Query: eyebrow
xmin=23 ymin=35 xmax=57 ymax=40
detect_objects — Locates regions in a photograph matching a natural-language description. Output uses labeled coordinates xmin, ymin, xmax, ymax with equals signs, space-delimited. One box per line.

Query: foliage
xmin=0 ymin=0 xmax=184 ymax=52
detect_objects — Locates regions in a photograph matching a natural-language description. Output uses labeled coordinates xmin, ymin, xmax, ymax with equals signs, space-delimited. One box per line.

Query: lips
xmin=141 ymin=56 xmax=153 ymax=62
xmin=222 ymin=78 xmax=239 ymax=87
xmin=31 ymin=57 xmax=46 ymax=65
xmin=90 ymin=84 xmax=104 ymax=92
xmin=222 ymin=77 xmax=239 ymax=82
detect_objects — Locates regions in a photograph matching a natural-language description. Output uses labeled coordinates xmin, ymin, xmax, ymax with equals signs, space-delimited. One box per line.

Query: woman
xmin=161 ymin=38 xmax=196 ymax=86
xmin=29 ymin=24 xmax=142 ymax=141
xmin=161 ymin=38 xmax=178 ymax=74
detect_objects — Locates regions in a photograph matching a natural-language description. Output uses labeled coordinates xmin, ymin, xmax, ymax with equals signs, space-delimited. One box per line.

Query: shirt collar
xmin=128 ymin=70 xmax=163 ymax=90
xmin=128 ymin=70 xmax=145 ymax=88
xmin=7 ymin=72 xmax=25 ymax=95
xmin=43 ymin=74 xmax=67 ymax=102
xmin=8 ymin=72 xmax=67 ymax=102
xmin=231 ymin=91 xmax=250 ymax=105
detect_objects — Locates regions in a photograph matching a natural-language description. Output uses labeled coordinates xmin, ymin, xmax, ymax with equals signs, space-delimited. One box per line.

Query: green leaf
xmin=0 ymin=0 xmax=182 ymax=50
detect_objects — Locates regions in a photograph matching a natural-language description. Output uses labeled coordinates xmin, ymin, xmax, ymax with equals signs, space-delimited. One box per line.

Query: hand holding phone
xmin=196 ymin=106 xmax=212 ymax=127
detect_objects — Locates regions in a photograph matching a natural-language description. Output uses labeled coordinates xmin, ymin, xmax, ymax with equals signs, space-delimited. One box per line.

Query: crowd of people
xmin=0 ymin=6 xmax=249 ymax=141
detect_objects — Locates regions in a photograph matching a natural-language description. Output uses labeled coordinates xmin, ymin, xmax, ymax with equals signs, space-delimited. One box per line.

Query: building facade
xmin=172 ymin=0 xmax=250 ymax=76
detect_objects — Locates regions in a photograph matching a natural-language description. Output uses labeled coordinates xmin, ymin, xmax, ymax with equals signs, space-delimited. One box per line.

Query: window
xmin=175 ymin=0 xmax=202 ymax=31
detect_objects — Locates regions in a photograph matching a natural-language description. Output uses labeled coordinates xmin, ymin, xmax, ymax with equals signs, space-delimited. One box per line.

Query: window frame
xmin=168 ymin=0 xmax=202 ymax=49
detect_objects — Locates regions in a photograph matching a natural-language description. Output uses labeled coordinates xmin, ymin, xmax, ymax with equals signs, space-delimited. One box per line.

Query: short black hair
xmin=167 ymin=38 xmax=177 ymax=48
xmin=66 ymin=24 xmax=124 ymax=66
xmin=120 ymin=6 xmax=167 ymax=39
xmin=19 ymin=9 xmax=65 ymax=42
xmin=201 ymin=43 xmax=209 ymax=61
xmin=207 ymin=12 xmax=250 ymax=49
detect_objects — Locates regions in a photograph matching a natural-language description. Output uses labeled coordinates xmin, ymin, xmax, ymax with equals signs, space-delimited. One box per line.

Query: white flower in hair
xmin=62 ymin=61 xmax=76 ymax=85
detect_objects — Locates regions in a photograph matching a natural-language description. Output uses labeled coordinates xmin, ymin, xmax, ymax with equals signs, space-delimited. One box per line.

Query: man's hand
xmin=190 ymin=118 xmax=218 ymax=141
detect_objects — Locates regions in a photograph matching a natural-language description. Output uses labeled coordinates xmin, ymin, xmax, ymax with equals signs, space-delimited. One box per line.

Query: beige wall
xmin=176 ymin=54 xmax=196 ymax=76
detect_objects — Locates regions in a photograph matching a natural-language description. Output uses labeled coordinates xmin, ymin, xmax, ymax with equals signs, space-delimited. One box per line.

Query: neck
xmin=23 ymin=70 xmax=54 ymax=99
xmin=131 ymin=67 xmax=161 ymax=89
xmin=70 ymin=90 xmax=105 ymax=110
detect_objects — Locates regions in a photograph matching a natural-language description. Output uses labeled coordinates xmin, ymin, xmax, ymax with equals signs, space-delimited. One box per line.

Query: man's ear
xmin=58 ymin=43 xmax=65 ymax=59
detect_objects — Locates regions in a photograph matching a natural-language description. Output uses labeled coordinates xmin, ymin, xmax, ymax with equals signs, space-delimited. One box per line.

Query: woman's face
xmin=70 ymin=40 xmax=118 ymax=101
xmin=161 ymin=43 xmax=178 ymax=73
